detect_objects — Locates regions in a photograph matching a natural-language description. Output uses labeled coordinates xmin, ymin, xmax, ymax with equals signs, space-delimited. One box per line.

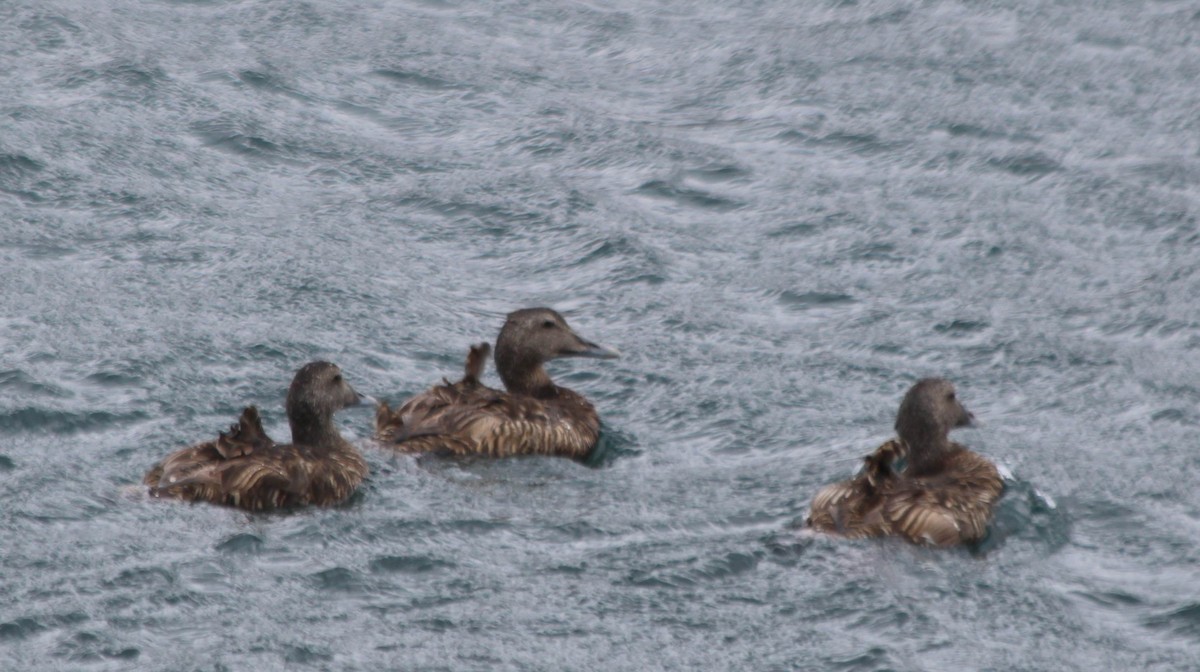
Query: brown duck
xmin=807 ymin=378 xmax=1004 ymax=546
xmin=375 ymin=308 xmax=619 ymax=460
xmin=144 ymin=361 xmax=372 ymax=510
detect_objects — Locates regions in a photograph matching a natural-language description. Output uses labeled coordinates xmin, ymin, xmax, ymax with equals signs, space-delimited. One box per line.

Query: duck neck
xmin=897 ymin=417 xmax=960 ymax=475
xmin=288 ymin=408 xmax=341 ymax=448
xmin=496 ymin=349 xmax=557 ymax=397
xmin=899 ymin=431 xmax=956 ymax=476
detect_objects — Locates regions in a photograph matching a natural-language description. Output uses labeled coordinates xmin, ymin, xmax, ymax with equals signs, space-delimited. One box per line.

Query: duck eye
xmin=332 ymin=374 xmax=343 ymax=384
xmin=541 ymin=320 xmax=556 ymax=329
xmin=947 ymin=392 xmax=956 ymax=401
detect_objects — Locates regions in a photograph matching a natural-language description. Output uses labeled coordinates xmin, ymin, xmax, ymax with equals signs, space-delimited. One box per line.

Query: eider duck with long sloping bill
xmin=807 ymin=378 xmax=1004 ymax=547
xmin=375 ymin=308 xmax=619 ymax=460
xmin=144 ymin=361 xmax=374 ymax=510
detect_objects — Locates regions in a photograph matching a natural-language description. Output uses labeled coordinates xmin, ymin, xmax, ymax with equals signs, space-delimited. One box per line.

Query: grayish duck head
xmin=894 ymin=377 xmax=974 ymax=449
xmin=286 ymin=361 xmax=375 ymax=444
xmin=494 ymin=308 xmax=619 ymax=394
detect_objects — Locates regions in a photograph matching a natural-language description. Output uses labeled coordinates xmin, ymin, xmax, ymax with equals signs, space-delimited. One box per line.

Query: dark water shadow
xmin=634 ymin=179 xmax=743 ymax=212
xmin=624 ymin=550 xmax=763 ymax=589
xmin=371 ymin=68 xmax=469 ymax=91
xmin=586 ymin=425 xmax=641 ymax=467
xmin=215 ymin=532 xmax=264 ymax=555
xmin=760 ymin=529 xmax=815 ymax=568
xmin=986 ymin=153 xmax=1061 ymax=178
xmin=368 ymin=554 xmax=455 ymax=574
xmin=1145 ymin=603 xmax=1200 ymax=641
xmin=0 ymin=408 xmax=150 ymax=434
xmin=971 ymin=475 xmax=1069 ymax=557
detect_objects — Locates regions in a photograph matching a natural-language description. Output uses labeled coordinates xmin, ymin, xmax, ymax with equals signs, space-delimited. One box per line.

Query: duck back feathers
xmin=375 ymin=308 xmax=617 ymax=460
xmin=807 ymin=379 xmax=1003 ymax=547
xmin=144 ymin=362 xmax=370 ymax=510
xmin=376 ymin=381 xmax=601 ymax=459
xmin=142 ymin=406 xmax=273 ymax=488
xmin=873 ymin=446 xmax=1002 ymax=545
xmin=374 ymin=343 xmax=497 ymax=456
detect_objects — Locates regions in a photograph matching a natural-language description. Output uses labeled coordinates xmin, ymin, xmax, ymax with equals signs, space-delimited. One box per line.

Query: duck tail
xmin=463 ymin=342 xmax=491 ymax=385
xmin=215 ymin=406 xmax=273 ymax=459
xmin=862 ymin=440 xmax=905 ymax=495
xmin=375 ymin=400 xmax=403 ymax=440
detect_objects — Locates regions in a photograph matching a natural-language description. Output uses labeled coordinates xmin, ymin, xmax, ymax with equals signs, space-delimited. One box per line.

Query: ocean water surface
xmin=2 ymin=0 xmax=1199 ymax=669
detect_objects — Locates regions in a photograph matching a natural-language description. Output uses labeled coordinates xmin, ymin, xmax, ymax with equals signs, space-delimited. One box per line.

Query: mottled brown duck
xmin=807 ymin=378 xmax=1004 ymax=547
xmin=375 ymin=308 xmax=619 ymax=460
xmin=144 ymin=361 xmax=372 ymax=510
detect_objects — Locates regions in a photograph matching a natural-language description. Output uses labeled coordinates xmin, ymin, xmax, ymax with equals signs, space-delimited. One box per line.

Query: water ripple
xmin=2 ymin=0 xmax=1198 ymax=669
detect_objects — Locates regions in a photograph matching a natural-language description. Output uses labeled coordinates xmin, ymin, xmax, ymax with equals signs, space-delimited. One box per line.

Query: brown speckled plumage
xmin=143 ymin=362 xmax=371 ymax=510
xmin=807 ymin=378 xmax=1004 ymax=547
xmin=375 ymin=308 xmax=618 ymax=460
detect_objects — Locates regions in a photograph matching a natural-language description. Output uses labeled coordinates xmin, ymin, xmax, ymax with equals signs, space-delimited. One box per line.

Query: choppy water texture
xmin=2 ymin=0 xmax=1199 ymax=669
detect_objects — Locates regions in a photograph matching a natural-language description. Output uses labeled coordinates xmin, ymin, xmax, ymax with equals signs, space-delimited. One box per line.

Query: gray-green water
xmin=2 ymin=1 xmax=1199 ymax=669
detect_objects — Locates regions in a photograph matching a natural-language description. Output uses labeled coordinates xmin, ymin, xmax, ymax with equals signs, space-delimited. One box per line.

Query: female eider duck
xmin=374 ymin=308 xmax=619 ymax=460
xmin=144 ymin=361 xmax=373 ymax=510
xmin=807 ymin=378 xmax=1004 ymax=547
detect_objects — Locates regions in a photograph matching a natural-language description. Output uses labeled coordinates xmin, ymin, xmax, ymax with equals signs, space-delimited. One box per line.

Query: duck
xmin=143 ymin=361 xmax=373 ymax=510
xmin=375 ymin=307 xmax=619 ymax=460
xmin=807 ymin=378 xmax=1004 ymax=547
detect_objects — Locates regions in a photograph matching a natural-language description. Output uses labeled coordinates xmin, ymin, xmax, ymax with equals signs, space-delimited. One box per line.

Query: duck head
xmin=893 ymin=378 xmax=974 ymax=469
xmin=494 ymin=308 xmax=619 ymax=395
xmin=286 ymin=361 xmax=374 ymax=444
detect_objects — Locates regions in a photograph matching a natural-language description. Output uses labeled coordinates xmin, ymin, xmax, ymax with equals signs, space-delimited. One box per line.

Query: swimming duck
xmin=807 ymin=378 xmax=1003 ymax=547
xmin=143 ymin=361 xmax=372 ymax=510
xmin=374 ymin=308 xmax=619 ymax=460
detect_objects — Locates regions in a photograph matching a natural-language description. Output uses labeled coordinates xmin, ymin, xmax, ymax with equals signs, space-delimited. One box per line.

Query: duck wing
xmin=144 ymin=406 xmax=276 ymax=488
xmin=148 ymin=441 xmax=368 ymax=510
xmin=375 ymin=341 xmax=603 ymax=459
xmin=880 ymin=448 xmax=1004 ymax=546
xmin=807 ymin=440 xmax=904 ymax=537
xmin=144 ymin=406 xmax=367 ymax=510
xmin=378 ymin=386 xmax=600 ymax=459
xmin=375 ymin=375 xmax=502 ymax=446
xmin=375 ymin=342 xmax=493 ymax=443
xmin=149 ymin=453 xmax=297 ymax=509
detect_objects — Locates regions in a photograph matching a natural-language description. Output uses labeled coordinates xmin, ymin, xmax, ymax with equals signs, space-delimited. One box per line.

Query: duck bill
xmin=345 ymin=386 xmax=379 ymax=409
xmin=356 ymin=392 xmax=379 ymax=408
xmin=564 ymin=336 xmax=621 ymax=360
